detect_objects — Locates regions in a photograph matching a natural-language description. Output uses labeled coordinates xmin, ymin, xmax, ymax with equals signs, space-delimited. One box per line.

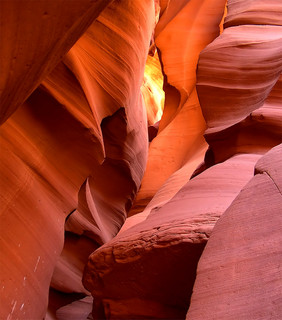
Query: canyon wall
xmin=0 ymin=0 xmax=155 ymax=318
xmin=0 ymin=0 xmax=281 ymax=319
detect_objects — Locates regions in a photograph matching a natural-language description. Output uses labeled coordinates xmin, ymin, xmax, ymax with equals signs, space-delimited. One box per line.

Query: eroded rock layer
xmin=185 ymin=1 xmax=282 ymax=318
xmin=0 ymin=0 xmax=113 ymax=124
xmin=0 ymin=0 xmax=155 ymax=318
xmin=1 ymin=0 xmax=282 ymax=319
xmin=83 ymin=0 xmax=282 ymax=318
xmin=187 ymin=144 xmax=282 ymax=320
xmin=197 ymin=25 xmax=282 ymax=132
xmin=129 ymin=0 xmax=227 ymax=216
xmin=83 ymin=153 xmax=260 ymax=319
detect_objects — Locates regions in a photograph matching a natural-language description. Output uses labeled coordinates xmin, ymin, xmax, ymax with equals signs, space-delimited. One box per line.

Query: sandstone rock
xmin=129 ymin=88 xmax=208 ymax=216
xmin=50 ymin=233 xmax=98 ymax=294
xmin=187 ymin=144 xmax=282 ymax=320
xmin=49 ymin=0 xmax=156 ymax=295
xmin=184 ymin=3 xmax=282 ymax=318
xmin=1 ymin=0 xmax=282 ymax=319
xmin=120 ymin=145 xmax=208 ymax=233
xmin=0 ymin=0 xmax=112 ymax=124
xmin=197 ymin=25 xmax=282 ymax=133
xmin=197 ymin=0 xmax=282 ymax=134
xmin=255 ymin=143 xmax=282 ymax=192
xmin=46 ymin=289 xmax=87 ymax=320
xmin=224 ymin=0 xmax=282 ymax=27
xmin=204 ymin=74 xmax=282 ymax=164
xmin=130 ymin=0 xmax=227 ymax=216
xmin=0 ymin=0 xmax=155 ymax=318
xmin=148 ymin=121 xmax=160 ymax=142
xmin=83 ymin=153 xmax=260 ymax=319
xmin=196 ymin=0 xmax=282 ymax=165
xmin=56 ymin=296 xmax=93 ymax=320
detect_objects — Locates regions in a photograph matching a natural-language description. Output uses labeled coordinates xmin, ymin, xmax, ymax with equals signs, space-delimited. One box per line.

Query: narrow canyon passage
xmin=0 ymin=1 xmax=281 ymax=320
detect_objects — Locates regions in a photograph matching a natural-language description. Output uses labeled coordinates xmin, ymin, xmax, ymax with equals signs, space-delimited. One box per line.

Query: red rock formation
xmin=197 ymin=25 xmax=282 ymax=133
xmin=204 ymin=74 xmax=282 ymax=164
xmin=50 ymin=233 xmax=98 ymax=294
xmin=129 ymin=0 xmax=227 ymax=216
xmin=185 ymin=1 xmax=282 ymax=318
xmin=1 ymin=0 xmax=282 ymax=319
xmin=186 ymin=144 xmax=282 ymax=320
xmin=197 ymin=0 xmax=282 ymax=158
xmin=224 ymin=0 xmax=282 ymax=27
xmin=82 ymin=0 xmax=282 ymax=318
xmin=0 ymin=0 xmax=112 ymax=124
xmin=83 ymin=153 xmax=260 ymax=318
xmin=0 ymin=0 xmax=155 ymax=318
xmin=56 ymin=296 xmax=93 ymax=320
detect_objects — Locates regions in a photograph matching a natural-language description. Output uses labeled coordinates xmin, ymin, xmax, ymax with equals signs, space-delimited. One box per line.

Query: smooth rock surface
xmin=129 ymin=0 xmax=227 ymax=215
xmin=197 ymin=25 xmax=282 ymax=132
xmin=1 ymin=0 xmax=282 ymax=319
xmin=0 ymin=0 xmax=155 ymax=318
xmin=56 ymin=296 xmax=93 ymax=320
xmin=0 ymin=0 xmax=112 ymax=124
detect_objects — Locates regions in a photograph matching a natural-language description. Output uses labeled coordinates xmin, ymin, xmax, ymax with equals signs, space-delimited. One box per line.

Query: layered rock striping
xmin=0 ymin=0 xmax=155 ymax=318
xmin=0 ymin=0 xmax=282 ymax=319
xmin=129 ymin=0 xmax=227 ymax=216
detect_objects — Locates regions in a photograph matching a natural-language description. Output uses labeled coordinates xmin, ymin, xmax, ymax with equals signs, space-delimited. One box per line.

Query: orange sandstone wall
xmin=0 ymin=0 xmax=113 ymax=125
xmin=83 ymin=0 xmax=282 ymax=319
xmin=129 ymin=0 xmax=227 ymax=216
xmin=0 ymin=0 xmax=282 ymax=319
xmin=0 ymin=0 xmax=155 ymax=318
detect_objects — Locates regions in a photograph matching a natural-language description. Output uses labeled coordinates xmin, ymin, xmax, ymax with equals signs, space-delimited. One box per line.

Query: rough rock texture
xmin=186 ymin=144 xmax=282 ymax=320
xmin=0 ymin=0 xmax=155 ymax=318
xmin=83 ymin=153 xmax=260 ymax=319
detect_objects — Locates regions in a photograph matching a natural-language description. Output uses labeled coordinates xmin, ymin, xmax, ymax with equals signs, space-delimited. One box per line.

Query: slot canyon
xmin=0 ymin=0 xmax=282 ymax=319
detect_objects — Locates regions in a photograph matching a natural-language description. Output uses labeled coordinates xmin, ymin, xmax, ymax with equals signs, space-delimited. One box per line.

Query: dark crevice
xmin=65 ymin=208 xmax=76 ymax=222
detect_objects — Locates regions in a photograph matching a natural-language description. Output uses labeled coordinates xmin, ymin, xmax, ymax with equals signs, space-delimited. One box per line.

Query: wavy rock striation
xmin=186 ymin=1 xmax=282 ymax=318
xmin=197 ymin=25 xmax=282 ymax=133
xmin=1 ymin=0 xmax=282 ymax=319
xmin=129 ymin=0 xmax=227 ymax=216
xmin=0 ymin=0 xmax=113 ymax=124
xmin=0 ymin=0 xmax=155 ymax=318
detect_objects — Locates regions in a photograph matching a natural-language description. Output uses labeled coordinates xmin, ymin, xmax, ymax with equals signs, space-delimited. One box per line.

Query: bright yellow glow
xmin=142 ymin=50 xmax=165 ymax=125
xmin=219 ymin=1 xmax=227 ymax=34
